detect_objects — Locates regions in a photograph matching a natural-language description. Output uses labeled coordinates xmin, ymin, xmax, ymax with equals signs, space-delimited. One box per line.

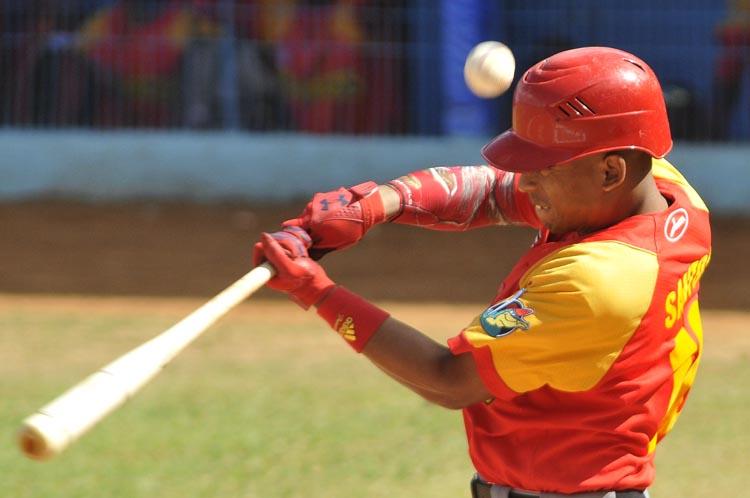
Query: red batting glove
xmin=282 ymin=181 xmax=387 ymax=259
xmin=252 ymin=226 xmax=312 ymax=268
xmin=257 ymin=232 xmax=336 ymax=309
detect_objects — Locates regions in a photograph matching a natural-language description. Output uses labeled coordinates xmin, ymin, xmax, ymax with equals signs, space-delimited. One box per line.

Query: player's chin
xmin=535 ymin=208 xmax=558 ymax=231
xmin=541 ymin=217 xmax=577 ymax=236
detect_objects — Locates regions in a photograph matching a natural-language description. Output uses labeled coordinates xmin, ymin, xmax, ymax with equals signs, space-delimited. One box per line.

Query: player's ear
xmin=600 ymin=153 xmax=627 ymax=192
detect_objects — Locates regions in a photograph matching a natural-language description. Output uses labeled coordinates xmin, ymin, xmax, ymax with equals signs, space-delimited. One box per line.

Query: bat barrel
xmin=18 ymin=263 xmax=274 ymax=460
xmin=18 ymin=366 xmax=153 ymax=460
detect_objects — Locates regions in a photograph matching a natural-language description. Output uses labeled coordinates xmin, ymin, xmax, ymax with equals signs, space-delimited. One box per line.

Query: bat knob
xmin=18 ymin=413 xmax=70 ymax=460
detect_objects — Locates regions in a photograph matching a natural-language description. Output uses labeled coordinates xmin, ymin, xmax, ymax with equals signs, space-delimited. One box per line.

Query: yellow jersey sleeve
xmin=461 ymin=241 xmax=659 ymax=394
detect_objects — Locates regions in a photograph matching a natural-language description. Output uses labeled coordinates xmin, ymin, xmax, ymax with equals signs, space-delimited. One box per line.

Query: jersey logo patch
xmin=480 ymin=289 xmax=534 ymax=338
xmin=665 ymin=208 xmax=689 ymax=242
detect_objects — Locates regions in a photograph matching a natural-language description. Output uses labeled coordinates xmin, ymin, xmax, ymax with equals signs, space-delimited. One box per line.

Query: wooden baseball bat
xmin=18 ymin=263 xmax=275 ymax=461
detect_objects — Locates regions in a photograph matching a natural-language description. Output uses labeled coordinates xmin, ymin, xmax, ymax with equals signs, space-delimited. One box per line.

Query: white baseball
xmin=464 ymin=41 xmax=515 ymax=98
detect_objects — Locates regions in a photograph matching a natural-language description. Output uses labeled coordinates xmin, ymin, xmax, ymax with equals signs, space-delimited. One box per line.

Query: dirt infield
xmin=0 ymin=200 xmax=747 ymax=309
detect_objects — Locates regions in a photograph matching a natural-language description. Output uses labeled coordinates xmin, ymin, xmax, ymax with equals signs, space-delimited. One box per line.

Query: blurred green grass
xmin=0 ymin=297 xmax=746 ymax=498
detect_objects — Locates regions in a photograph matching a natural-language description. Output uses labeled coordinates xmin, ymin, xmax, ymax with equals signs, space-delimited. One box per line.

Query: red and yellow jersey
xmin=78 ymin=2 xmax=198 ymax=78
xmin=448 ymin=159 xmax=711 ymax=493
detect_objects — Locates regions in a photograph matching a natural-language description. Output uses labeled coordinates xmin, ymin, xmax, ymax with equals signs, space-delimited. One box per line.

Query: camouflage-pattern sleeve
xmin=388 ymin=165 xmax=540 ymax=231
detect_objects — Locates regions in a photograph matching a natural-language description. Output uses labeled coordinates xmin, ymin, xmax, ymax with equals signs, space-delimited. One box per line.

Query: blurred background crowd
xmin=0 ymin=0 xmax=409 ymax=133
xmin=0 ymin=0 xmax=749 ymax=139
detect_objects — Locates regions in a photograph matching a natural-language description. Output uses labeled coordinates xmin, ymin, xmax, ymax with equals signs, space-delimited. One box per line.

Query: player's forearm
xmin=360 ymin=317 xmax=489 ymax=409
xmin=376 ymin=184 xmax=403 ymax=220
xmin=381 ymin=166 xmax=518 ymax=230
xmin=314 ymin=286 xmax=489 ymax=409
xmin=372 ymin=364 xmax=471 ymax=408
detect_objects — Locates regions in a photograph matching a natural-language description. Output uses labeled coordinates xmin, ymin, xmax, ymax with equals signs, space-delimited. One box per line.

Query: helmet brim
xmin=481 ymin=130 xmax=584 ymax=173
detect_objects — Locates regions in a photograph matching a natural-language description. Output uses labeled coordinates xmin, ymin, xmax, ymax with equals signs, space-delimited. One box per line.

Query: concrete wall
xmin=0 ymin=130 xmax=747 ymax=213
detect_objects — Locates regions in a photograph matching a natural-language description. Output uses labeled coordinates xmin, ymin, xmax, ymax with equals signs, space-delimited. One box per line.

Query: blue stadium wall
xmin=0 ymin=131 xmax=747 ymax=214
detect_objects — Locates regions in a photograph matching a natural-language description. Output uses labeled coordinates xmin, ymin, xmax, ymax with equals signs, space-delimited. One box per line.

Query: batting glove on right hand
xmin=252 ymin=225 xmax=310 ymax=268
xmin=282 ymin=181 xmax=387 ymax=259
xmin=256 ymin=231 xmax=335 ymax=309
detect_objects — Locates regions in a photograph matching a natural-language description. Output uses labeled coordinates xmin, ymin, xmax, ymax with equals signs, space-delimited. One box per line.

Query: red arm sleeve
xmin=388 ymin=165 xmax=540 ymax=231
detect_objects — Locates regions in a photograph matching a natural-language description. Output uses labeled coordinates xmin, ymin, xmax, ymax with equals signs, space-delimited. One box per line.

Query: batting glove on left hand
xmin=282 ymin=181 xmax=387 ymax=259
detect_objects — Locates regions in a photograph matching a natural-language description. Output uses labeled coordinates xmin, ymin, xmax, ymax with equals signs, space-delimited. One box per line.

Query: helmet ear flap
xmin=482 ymin=47 xmax=672 ymax=173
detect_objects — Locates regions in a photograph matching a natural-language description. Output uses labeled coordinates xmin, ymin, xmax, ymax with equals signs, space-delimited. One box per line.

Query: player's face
xmin=518 ymin=154 xmax=608 ymax=235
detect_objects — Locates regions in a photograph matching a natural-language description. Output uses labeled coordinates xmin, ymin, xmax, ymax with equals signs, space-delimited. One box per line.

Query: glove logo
xmin=480 ymin=289 xmax=534 ymax=338
xmin=319 ymin=194 xmax=350 ymax=212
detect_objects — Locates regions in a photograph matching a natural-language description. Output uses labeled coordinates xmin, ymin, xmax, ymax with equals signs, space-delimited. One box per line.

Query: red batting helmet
xmin=482 ymin=46 xmax=672 ymax=172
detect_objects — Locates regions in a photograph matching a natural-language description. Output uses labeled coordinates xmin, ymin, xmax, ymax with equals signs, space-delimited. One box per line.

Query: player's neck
xmin=628 ymin=173 xmax=669 ymax=217
xmin=573 ymin=174 xmax=667 ymax=237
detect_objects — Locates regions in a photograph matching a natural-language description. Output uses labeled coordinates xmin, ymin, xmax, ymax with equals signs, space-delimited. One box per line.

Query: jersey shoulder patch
xmin=479 ymin=288 xmax=535 ymax=338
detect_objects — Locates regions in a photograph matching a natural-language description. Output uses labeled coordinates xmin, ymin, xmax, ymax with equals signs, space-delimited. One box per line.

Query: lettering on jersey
xmin=334 ymin=314 xmax=356 ymax=342
xmin=664 ymin=253 xmax=711 ymax=328
xmin=480 ymin=288 xmax=534 ymax=338
xmin=665 ymin=208 xmax=689 ymax=242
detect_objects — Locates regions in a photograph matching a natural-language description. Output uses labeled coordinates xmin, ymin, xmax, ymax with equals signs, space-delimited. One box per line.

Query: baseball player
xmin=253 ymin=47 xmax=712 ymax=497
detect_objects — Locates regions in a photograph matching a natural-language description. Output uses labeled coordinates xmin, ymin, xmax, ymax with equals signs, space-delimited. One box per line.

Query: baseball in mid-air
xmin=464 ymin=41 xmax=515 ymax=98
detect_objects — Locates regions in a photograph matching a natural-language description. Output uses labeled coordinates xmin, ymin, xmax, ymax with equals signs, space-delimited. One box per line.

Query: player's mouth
xmin=534 ymin=202 xmax=551 ymax=213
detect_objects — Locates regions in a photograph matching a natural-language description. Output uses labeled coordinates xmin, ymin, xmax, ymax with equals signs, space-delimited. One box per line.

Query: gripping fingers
xmin=253 ymin=227 xmax=312 ymax=267
xmin=272 ymin=232 xmax=307 ymax=258
xmin=259 ymin=234 xmax=289 ymax=274
xmin=261 ymin=233 xmax=298 ymax=269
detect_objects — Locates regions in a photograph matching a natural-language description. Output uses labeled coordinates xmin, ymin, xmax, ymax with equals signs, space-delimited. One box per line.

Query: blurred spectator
xmin=663 ymin=83 xmax=711 ymax=140
xmin=183 ymin=0 xmax=285 ymax=129
xmin=0 ymin=1 xmax=104 ymax=125
xmin=712 ymin=0 xmax=750 ymax=139
xmin=76 ymin=0 xmax=206 ymax=127
xmin=272 ymin=0 xmax=367 ymax=133
xmin=0 ymin=1 xmax=44 ymax=125
xmin=355 ymin=0 xmax=407 ymax=134
xmin=185 ymin=0 xmax=375 ymax=133
xmin=30 ymin=1 xmax=109 ymax=126
xmin=0 ymin=0 xmax=411 ymax=134
xmin=266 ymin=0 xmax=406 ymax=134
